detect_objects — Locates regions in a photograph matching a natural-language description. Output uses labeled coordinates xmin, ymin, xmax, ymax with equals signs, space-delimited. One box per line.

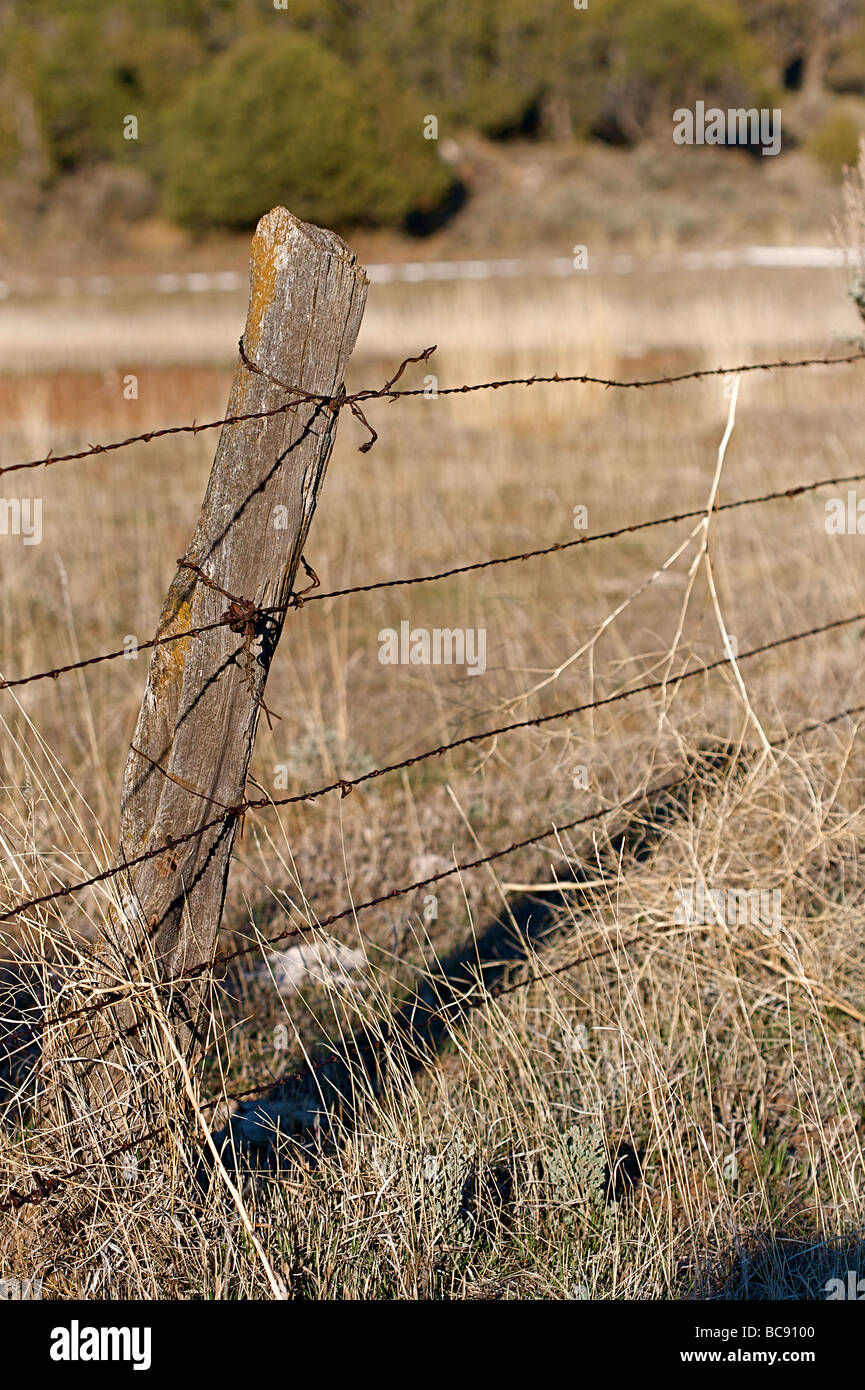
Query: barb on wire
xmin=2 ymin=607 xmax=861 ymax=938
xmin=7 ymin=690 xmax=865 ymax=1213
xmin=236 ymin=609 xmax=865 ymax=816
xmin=238 ymin=336 xmax=437 ymax=452
xmin=2 ymin=347 xmax=863 ymax=479
xmin=5 ymin=466 xmax=865 ymax=696
xmin=5 ymin=620 xmax=862 ymax=1064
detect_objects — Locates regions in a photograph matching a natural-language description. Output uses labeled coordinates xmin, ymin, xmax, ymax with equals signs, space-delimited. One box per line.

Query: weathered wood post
xmin=56 ymin=208 xmax=367 ymax=1140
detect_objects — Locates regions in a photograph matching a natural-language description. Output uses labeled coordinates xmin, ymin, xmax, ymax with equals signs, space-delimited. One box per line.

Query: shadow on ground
xmin=683 ymin=1233 xmax=865 ymax=1300
xmin=214 ymin=747 xmax=743 ymax=1180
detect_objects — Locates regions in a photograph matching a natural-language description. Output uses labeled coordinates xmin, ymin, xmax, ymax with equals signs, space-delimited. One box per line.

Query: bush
xmin=344 ymin=0 xmax=545 ymax=139
xmin=158 ymin=31 xmax=455 ymax=232
xmin=808 ymin=108 xmax=862 ymax=176
xmin=0 ymin=0 xmax=213 ymax=182
xmin=7 ymin=9 xmax=136 ymax=174
xmin=604 ymin=0 xmax=774 ymax=141
xmin=825 ymin=18 xmax=865 ymax=96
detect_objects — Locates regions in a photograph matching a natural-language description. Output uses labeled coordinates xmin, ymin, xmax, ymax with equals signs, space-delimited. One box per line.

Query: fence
xmin=2 ymin=209 xmax=865 ymax=1215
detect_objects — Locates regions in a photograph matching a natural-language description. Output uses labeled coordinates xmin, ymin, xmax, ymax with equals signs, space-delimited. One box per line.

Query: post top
xmin=253 ymin=206 xmax=367 ymax=279
xmin=245 ymin=207 xmax=367 ymax=357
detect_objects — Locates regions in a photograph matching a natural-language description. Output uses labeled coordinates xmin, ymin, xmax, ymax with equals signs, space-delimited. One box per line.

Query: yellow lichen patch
xmin=244 ymin=207 xmax=290 ymax=358
xmin=150 ymin=590 xmax=194 ymax=698
xmin=227 ymin=208 xmax=294 ymax=418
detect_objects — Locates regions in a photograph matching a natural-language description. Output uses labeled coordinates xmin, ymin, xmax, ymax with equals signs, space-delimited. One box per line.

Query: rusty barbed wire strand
xmin=4 ymin=465 xmax=865 ymax=695
xmin=4 ymin=623 xmax=862 ymax=1064
xmin=1 ymin=607 xmax=861 ymax=944
xmin=1 ymin=347 xmax=864 ymax=480
xmin=230 ymin=608 xmax=865 ymax=817
xmin=5 ymin=692 xmax=864 ymax=1213
xmin=0 ymin=616 xmax=229 ymax=693
xmin=356 ymin=349 xmax=865 ymax=397
xmin=0 ymin=774 xmax=690 ymax=1211
xmin=0 ymin=555 xmax=321 ymax=694
xmin=4 ymin=349 xmax=865 ymax=1213
xmin=298 ymin=467 xmax=865 ymax=603
xmin=0 ymin=341 xmax=437 ymax=479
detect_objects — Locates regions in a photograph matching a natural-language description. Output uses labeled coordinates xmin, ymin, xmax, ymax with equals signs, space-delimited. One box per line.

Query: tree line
xmin=0 ymin=0 xmax=863 ymax=234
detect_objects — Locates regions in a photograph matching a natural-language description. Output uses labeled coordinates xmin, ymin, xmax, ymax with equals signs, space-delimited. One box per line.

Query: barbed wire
xmin=5 ymin=692 xmax=864 ymax=1214
xmin=229 ymin=609 xmax=865 ymax=816
xmin=365 ymin=349 xmax=865 ymax=397
xmin=0 ymin=771 xmax=691 ymax=1212
xmin=1 ymin=606 xmax=859 ymax=933
xmin=301 ymin=466 xmax=865 ymax=601
xmin=0 ymin=601 xmax=859 ymax=1082
xmin=5 ymin=675 xmax=861 ymax=1091
xmin=0 ymin=615 xmax=230 ymax=693
xmin=4 ymin=465 xmax=864 ymax=696
xmin=4 ymin=343 xmax=865 ymax=1215
xmin=2 ymin=346 xmax=863 ymax=480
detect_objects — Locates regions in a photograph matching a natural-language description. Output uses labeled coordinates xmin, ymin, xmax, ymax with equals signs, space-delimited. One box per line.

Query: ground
xmin=2 ymin=221 xmax=865 ymax=1297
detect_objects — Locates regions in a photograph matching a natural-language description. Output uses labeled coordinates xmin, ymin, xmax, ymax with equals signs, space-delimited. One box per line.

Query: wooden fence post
xmin=58 ymin=207 xmax=367 ymax=1139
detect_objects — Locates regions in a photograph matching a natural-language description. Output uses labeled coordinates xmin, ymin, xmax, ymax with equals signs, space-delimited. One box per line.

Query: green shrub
xmin=7 ymin=11 xmax=134 ymax=173
xmin=608 ymin=0 xmax=774 ymax=139
xmin=826 ymin=20 xmax=865 ymax=96
xmin=345 ymin=0 xmax=544 ymax=139
xmin=808 ymin=108 xmax=862 ymax=176
xmin=158 ymin=31 xmax=454 ymax=232
xmin=0 ymin=0 xmax=213 ymax=181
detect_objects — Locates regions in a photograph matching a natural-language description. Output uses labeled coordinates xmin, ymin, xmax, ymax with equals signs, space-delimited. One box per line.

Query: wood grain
xmin=53 ymin=210 xmax=367 ymax=1141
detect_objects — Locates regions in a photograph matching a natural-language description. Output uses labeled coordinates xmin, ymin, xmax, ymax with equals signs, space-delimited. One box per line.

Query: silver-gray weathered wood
xmin=56 ymin=212 xmax=367 ymax=1139
xmin=122 ymin=207 xmax=366 ymax=1043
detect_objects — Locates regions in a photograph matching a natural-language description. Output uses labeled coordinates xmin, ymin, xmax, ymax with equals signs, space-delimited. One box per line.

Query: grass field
xmin=2 ymin=258 xmax=865 ymax=1299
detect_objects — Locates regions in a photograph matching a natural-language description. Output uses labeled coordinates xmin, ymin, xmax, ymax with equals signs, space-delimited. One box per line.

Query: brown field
xmin=2 ymin=259 xmax=865 ymax=1299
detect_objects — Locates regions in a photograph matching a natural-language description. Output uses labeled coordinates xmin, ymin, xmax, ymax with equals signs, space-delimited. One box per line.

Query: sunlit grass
xmin=2 ymin=265 xmax=865 ymax=1298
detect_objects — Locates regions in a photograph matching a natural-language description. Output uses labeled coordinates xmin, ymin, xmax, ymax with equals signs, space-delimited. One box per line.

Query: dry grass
xmin=1 ymin=257 xmax=865 ymax=1299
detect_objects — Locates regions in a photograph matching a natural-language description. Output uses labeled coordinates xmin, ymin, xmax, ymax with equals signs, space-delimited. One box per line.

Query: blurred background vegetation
xmin=2 ymin=0 xmax=865 ymax=243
